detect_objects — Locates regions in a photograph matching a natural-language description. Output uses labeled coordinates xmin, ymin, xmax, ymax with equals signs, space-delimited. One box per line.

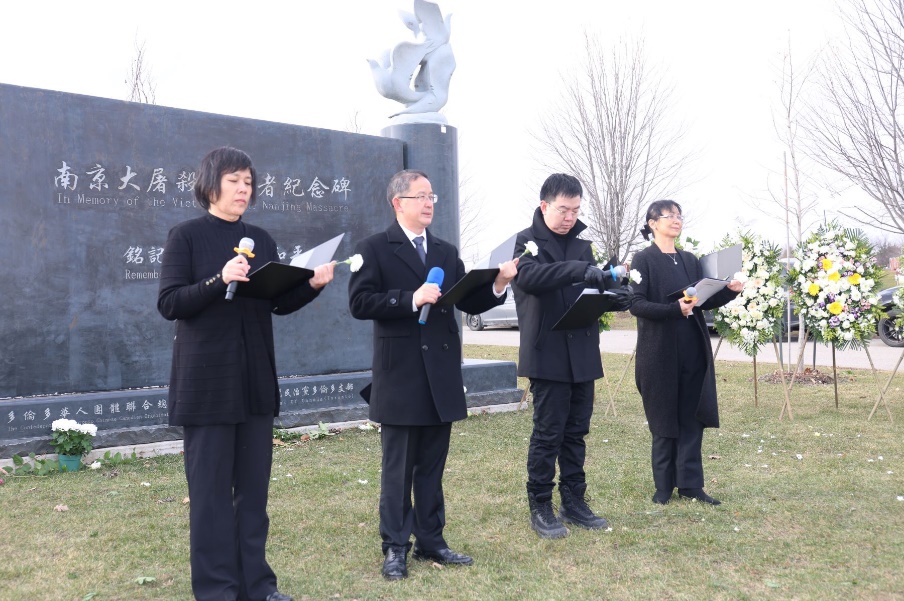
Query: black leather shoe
xmin=412 ymin=546 xmax=474 ymax=566
xmin=265 ymin=592 xmax=294 ymax=601
xmin=382 ymin=546 xmax=408 ymax=580
xmin=678 ymin=488 xmax=721 ymax=505
xmin=652 ymin=489 xmax=672 ymax=505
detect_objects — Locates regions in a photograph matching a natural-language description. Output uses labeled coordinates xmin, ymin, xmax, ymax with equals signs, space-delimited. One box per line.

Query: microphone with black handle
xmin=225 ymin=237 xmax=255 ymax=302
xmin=418 ymin=267 xmax=445 ymax=325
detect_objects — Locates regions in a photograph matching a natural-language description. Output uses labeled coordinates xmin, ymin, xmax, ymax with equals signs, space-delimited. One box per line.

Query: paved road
xmin=462 ymin=327 xmax=904 ymax=373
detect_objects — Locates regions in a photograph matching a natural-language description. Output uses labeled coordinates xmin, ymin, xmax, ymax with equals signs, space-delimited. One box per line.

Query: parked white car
xmin=465 ymin=285 xmax=518 ymax=331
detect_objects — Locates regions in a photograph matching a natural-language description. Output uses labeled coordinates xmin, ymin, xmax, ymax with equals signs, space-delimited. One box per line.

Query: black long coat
xmin=629 ymin=244 xmax=737 ymax=437
xmin=157 ymin=214 xmax=322 ymax=427
xmin=348 ymin=221 xmax=505 ymax=425
xmin=512 ymin=208 xmax=603 ymax=383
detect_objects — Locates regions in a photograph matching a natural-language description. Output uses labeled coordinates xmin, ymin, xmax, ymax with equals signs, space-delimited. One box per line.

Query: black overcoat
xmin=348 ymin=222 xmax=505 ymax=425
xmin=629 ymin=244 xmax=737 ymax=437
xmin=157 ymin=214 xmax=322 ymax=426
xmin=512 ymin=208 xmax=603 ymax=383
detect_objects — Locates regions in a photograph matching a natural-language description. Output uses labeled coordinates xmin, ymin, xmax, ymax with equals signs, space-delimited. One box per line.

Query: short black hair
xmin=194 ymin=146 xmax=257 ymax=210
xmin=387 ymin=169 xmax=429 ymax=208
xmin=539 ymin=173 xmax=582 ymax=203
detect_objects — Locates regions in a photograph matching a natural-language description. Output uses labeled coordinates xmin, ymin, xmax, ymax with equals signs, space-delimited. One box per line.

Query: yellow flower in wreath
xmin=848 ymin=273 xmax=861 ymax=285
xmin=828 ymin=301 xmax=844 ymax=315
xmin=808 ymin=282 xmax=820 ymax=296
xmin=828 ymin=271 xmax=841 ymax=282
xmin=822 ymin=258 xmax=833 ymax=271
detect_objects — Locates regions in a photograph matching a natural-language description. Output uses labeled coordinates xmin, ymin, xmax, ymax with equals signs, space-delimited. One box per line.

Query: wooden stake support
xmin=867 ymin=345 xmax=900 ymax=422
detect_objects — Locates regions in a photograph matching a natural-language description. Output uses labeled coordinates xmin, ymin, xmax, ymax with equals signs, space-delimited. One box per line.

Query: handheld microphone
xmin=607 ymin=264 xmax=627 ymax=281
xmin=682 ymin=286 xmax=698 ymax=303
xmin=225 ymin=237 xmax=255 ymax=302
xmin=418 ymin=267 xmax=445 ymax=325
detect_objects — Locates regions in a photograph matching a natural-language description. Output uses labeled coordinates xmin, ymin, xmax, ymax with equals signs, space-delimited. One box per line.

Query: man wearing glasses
xmin=511 ymin=173 xmax=633 ymax=539
xmin=349 ymin=169 xmax=518 ymax=579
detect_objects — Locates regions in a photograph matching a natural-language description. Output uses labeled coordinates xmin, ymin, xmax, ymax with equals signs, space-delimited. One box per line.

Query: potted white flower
xmin=50 ymin=419 xmax=98 ymax=472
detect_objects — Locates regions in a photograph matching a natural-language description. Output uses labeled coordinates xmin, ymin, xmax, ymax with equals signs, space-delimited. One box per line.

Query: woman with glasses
xmin=629 ymin=200 xmax=742 ymax=506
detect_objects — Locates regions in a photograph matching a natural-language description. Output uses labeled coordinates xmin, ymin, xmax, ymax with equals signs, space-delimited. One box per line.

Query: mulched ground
xmin=758 ymin=367 xmax=851 ymax=385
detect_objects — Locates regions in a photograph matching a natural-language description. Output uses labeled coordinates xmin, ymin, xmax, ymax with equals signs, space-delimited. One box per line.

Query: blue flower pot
xmin=58 ymin=454 xmax=82 ymax=472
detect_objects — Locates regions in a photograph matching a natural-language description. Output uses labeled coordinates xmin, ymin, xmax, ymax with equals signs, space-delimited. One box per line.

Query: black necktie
xmin=413 ymin=236 xmax=426 ymax=264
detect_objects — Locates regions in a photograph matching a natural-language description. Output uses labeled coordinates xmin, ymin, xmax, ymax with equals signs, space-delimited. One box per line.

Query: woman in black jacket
xmin=629 ymin=200 xmax=741 ymax=506
xmin=158 ymin=147 xmax=334 ymax=601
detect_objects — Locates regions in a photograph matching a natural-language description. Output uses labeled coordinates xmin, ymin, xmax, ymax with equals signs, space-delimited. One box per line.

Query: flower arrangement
xmin=712 ymin=233 xmax=786 ymax=356
xmin=337 ymin=254 xmax=364 ymax=272
xmin=893 ymin=286 xmax=904 ymax=329
xmin=677 ymin=236 xmax=702 ymax=257
xmin=788 ymin=221 xmax=883 ymax=350
xmin=50 ymin=419 xmax=97 ymax=457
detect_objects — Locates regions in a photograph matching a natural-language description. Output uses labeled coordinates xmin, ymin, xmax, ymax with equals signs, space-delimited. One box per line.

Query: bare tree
xmin=533 ymin=33 xmax=692 ymax=262
xmin=457 ymin=171 xmax=485 ymax=263
xmin=126 ymin=37 xmax=156 ymax=104
xmin=803 ymin=0 xmax=904 ymax=235
xmin=756 ymin=37 xmax=822 ymax=247
xmin=345 ymin=110 xmax=363 ymax=134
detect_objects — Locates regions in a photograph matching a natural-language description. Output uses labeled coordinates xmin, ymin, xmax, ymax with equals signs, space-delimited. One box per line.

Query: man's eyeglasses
xmin=656 ymin=213 xmax=684 ymax=222
xmin=399 ymin=193 xmax=439 ymax=204
xmin=548 ymin=205 xmax=581 ymax=217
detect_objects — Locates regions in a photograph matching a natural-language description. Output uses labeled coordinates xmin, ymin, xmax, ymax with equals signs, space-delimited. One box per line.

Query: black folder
xmin=435 ymin=268 xmax=500 ymax=307
xmin=551 ymin=290 xmax=620 ymax=330
xmin=236 ymin=261 xmax=314 ymax=300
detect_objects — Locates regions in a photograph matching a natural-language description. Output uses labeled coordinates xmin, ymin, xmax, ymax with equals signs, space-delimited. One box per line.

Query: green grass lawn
xmin=1 ymin=346 xmax=902 ymax=600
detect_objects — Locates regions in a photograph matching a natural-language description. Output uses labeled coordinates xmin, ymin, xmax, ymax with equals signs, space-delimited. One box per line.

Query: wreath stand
xmin=517 ymin=387 xmax=530 ymax=410
xmin=780 ymin=334 xmax=815 ymax=420
xmin=780 ymin=332 xmax=896 ymax=421
xmin=867 ymin=346 xmax=901 ymax=422
xmin=602 ymin=346 xmax=636 ymax=417
xmin=713 ymin=336 xmax=790 ymax=414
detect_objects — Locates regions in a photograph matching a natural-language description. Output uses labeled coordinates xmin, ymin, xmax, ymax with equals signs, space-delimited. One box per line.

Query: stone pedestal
xmin=381 ymin=123 xmax=460 ymax=247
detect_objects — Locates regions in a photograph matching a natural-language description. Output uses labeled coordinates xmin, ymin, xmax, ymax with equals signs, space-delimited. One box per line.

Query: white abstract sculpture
xmin=367 ymin=0 xmax=456 ymax=123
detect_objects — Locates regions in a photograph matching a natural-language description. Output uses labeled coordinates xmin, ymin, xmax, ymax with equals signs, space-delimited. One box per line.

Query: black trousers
xmin=526 ymin=379 xmax=595 ymax=497
xmin=183 ymin=414 xmax=277 ymax=601
xmin=651 ymin=323 xmax=707 ymax=491
xmin=379 ymin=423 xmax=452 ymax=554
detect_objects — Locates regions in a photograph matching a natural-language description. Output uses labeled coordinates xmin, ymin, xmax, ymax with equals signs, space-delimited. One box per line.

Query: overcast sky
xmin=2 ymin=0 xmax=872 ymax=261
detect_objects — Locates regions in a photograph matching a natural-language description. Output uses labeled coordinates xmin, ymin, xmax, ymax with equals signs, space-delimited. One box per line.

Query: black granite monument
xmin=0 ymin=83 xmax=520 ymax=457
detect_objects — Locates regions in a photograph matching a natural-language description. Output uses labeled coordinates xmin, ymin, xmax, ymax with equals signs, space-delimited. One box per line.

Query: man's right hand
xmin=584 ymin=265 xmax=614 ymax=291
xmin=414 ymin=282 xmax=441 ymax=308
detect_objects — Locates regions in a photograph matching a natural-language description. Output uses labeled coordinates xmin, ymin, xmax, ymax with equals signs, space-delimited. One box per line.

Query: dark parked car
xmin=465 ymin=285 xmax=518 ymax=331
xmin=877 ymin=285 xmax=903 ymax=347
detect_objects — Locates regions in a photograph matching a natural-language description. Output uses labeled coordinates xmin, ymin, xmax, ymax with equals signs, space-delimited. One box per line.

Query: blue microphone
xmin=607 ymin=264 xmax=627 ymax=281
xmin=418 ymin=267 xmax=445 ymax=325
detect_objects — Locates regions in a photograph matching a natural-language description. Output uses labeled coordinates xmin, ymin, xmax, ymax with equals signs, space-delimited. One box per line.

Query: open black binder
xmin=551 ymin=290 xmax=620 ymax=330
xmin=665 ymin=245 xmax=741 ymax=304
xmin=666 ymin=277 xmax=730 ymax=304
xmin=435 ymin=268 xmax=500 ymax=307
xmin=236 ymin=262 xmax=314 ymax=300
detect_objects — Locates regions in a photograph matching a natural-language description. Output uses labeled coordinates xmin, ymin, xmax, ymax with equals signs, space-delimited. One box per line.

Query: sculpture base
xmin=388 ymin=112 xmax=448 ymax=125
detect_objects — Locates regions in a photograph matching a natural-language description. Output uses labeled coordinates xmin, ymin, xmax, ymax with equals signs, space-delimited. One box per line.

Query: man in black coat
xmin=512 ymin=173 xmax=633 ymax=539
xmin=349 ymin=169 xmax=518 ymax=580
